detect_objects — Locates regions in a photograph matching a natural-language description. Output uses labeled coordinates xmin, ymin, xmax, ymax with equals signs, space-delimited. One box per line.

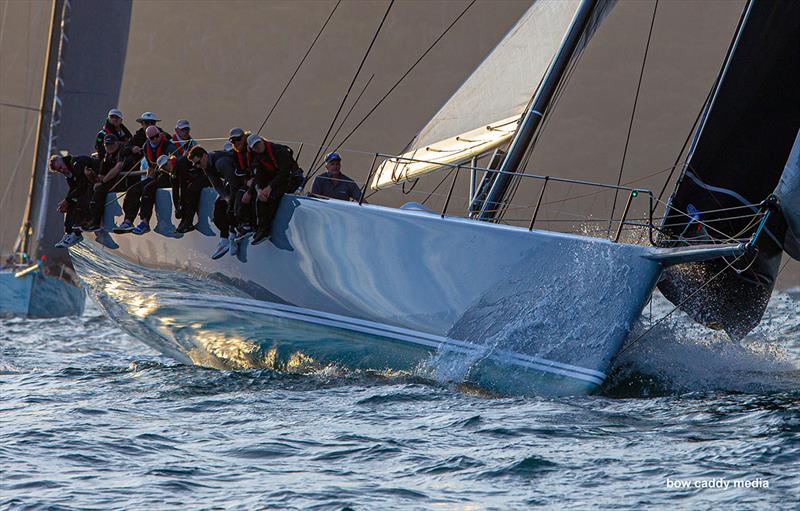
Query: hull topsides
xmin=70 ymin=190 xmax=664 ymax=396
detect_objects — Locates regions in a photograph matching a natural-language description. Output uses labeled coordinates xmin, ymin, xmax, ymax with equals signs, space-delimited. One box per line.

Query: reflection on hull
xmin=0 ymin=269 xmax=85 ymax=318
xmin=70 ymin=192 xmax=665 ymax=396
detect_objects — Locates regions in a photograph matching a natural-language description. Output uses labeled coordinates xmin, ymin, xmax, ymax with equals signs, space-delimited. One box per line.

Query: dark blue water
xmin=2 ymin=295 xmax=799 ymax=510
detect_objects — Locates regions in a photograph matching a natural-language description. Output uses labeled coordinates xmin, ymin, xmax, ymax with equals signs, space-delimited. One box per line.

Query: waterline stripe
xmin=158 ymin=293 xmax=607 ymax=386
xmin=162 ymin=292 xmax=608 ymax=380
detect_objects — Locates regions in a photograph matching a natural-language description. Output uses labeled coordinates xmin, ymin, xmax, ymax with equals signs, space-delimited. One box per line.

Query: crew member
xmin=129 ymin=126 xmax=180 ymax=236
xmin=49 ymin=153 xmax=96 ymax=248
xmin=188 ymin=145 xmax=241 ymax=259
xmin=159 ymin=153 xmax=210 ymax=234
xmin=310 ymin=152 xmax=362 ymax=202
xmin=94 ymin=108 xmax=132 ymax=159
xmin=228 ymin=127 xmax=254 ymax=237
xmin=130 ymin=112 xmax=166 ymax=154
xmin=172 ymin=119 xmax=197 ymax=158
xmin=85 ymin=134 xmax=138 ymax=232
xmin=246 ymin=134 xmax=301 ymax=245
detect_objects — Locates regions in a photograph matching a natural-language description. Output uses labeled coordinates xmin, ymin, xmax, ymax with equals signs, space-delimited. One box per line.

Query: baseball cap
xmin=156 ymin=154 xmax=170 ymax=169
xmin=136 ymin=112 xmax=161 ymax=123
xmin=103 ymin=134 xmax=118 ymax=144
xmin=108 ymin=108 xmax=123 ymax=119
xmin=325 ymin=152 xmax=341 ymax=162
xmin=247 ymin=133 xmax=262 ymax=149
xmin=228 ymin=127 xmax=245 ymax=140
xmin=175 ymin=119 xmax=191 ymax=130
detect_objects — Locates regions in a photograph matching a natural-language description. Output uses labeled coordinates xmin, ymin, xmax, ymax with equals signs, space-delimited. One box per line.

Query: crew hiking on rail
xmin=49 ymin=109 xmax=320 ymax=262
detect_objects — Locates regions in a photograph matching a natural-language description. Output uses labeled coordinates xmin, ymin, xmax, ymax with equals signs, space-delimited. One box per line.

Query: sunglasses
xmin=177 ymin=127 xmax=190 ymax=131
xmin=148 ymin=135 xmax=160 ymax=141
xmin=142 ymin=120 xmax=156 ymax=126
xmin=109 ymin=115 xmax=121 ymax=120
xmin=229 ymin=136 xmax=243 ymax=142
xmin=103 ymin=141 xmax=117 ymax=146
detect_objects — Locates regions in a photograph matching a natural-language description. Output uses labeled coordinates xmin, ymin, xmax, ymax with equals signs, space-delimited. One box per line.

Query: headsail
xmin=657 ymin=0 xmax=800 ymax=339
xmin=369 ymin=0 xmax=586 ymax=189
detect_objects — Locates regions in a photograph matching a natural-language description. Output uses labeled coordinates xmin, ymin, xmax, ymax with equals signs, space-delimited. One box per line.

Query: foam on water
xmin=606 ymin=291 xmax=800 ymax=396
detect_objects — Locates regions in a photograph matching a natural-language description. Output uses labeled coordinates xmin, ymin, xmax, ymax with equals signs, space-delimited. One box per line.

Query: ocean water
xmin=1 ymin=294 xmax=799 ymax=510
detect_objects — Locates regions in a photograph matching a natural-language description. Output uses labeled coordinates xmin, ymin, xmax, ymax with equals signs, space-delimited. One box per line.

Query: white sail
xmin=371 ymin=0 xmax=582 ymax=189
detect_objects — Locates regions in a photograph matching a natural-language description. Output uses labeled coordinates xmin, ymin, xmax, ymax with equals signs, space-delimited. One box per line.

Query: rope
xmin=607 ymin=0 xmax=658 ymax=235
xmin=256 ymin=0 xmax=341 ymax=136
xmin=307 ymin=0 xmax=479 ymax=181
xmin=307 ymin=0 xmax=395 ymax=175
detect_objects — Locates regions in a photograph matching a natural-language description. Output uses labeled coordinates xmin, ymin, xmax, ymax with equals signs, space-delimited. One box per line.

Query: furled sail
xmin=370 ymin=0 xmax=584 ymax=190
xmin=657 ymin=0 xmax=800 ymax=340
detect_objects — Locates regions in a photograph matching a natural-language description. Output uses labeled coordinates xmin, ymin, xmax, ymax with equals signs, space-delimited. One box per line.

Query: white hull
xmin=69 ymin=190 xmax=739 ymax=396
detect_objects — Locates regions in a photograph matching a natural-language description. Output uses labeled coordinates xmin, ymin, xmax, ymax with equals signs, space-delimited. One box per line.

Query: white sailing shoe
xmin=60 ymin=232 xmax=83 ymax=248
xmin=210 ymin=238 xmax=230 ymax=260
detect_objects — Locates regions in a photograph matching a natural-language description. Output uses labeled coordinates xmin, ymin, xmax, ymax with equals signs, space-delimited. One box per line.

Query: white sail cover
xmin=371 ymin=0 xmax=581 ymax=189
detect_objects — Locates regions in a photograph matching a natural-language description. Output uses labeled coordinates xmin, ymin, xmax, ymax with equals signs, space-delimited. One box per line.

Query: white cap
xmin=136 ymin=112 xmax=161 ymax=123
xmin=156 ymin=154 xmax=170 ymax=169
xmin=247 ymin=133 xmax=262 ymax=149
xmin=175 ymin=119 xmax=190 ymax=130
xmin=108 ymin=108 xmax=123 ymax=119
xmin=228 ymin=127 xmax=245 ymax=139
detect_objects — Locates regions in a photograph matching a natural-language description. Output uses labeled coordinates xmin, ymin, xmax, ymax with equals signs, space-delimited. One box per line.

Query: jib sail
xmin=657 ymin=0 xmax=800 ymax=339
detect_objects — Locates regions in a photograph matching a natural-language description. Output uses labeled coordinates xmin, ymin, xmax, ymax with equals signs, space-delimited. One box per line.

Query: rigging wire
xmin=607 ymin=0 xmax=658 ymax=235
xmin=614 ymin=251 xmax=746 ymax=359
xmin=654 ymin=0 xmax=752 ymax=230
xmin=256 ymin=0 xmax=342 ymax=136
xmin=327 ymin=73 xmax=376 ymax=155
xmin=305 ymin=0 xmax=479 ymax=183
xmin=307 ymin=0 xmax=395 ymax=176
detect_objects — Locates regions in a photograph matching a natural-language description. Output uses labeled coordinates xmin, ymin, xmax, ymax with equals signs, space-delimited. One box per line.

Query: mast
xmin=478 ymin=0 xmax=598 ymax=221
xmin=19 ymin=0 xmax=67 ymax=265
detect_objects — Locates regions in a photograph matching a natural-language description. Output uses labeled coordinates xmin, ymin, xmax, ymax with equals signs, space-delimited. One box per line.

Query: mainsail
xmin=658 ymin=0 xmax=800 ymax=339
xmin=370 ymin=0 xmax=587 ymax=189
xmin=11 ymin=0 xmax=132 ymax=268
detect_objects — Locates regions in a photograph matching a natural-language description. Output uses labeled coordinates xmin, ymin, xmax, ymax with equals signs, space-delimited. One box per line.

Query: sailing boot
xmin=251 ymin=224 xmax=271 ymax=246
xmin=132 ymin=221 xmax=151 ymax=235
xmin=210 ymin=237 xmax=230 ymax=260
xmin=61 ymin=232 xmax=84 ymax=247
xmin=94 ymin=230 xmax=119 ymax=249
xmin=176 ymin=218 xmax=196 ymax=234
xmin=113 ymin=219 xmax=135 ymax=234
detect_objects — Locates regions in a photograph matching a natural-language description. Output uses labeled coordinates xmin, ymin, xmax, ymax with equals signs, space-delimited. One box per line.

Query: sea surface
xmin=1 ymin=293 xmax=799 ymax=510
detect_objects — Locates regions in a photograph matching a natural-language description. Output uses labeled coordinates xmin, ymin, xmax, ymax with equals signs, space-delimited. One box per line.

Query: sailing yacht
xmin=62 ymin=0 xmax=798 ymax=395
xmin=0 ymin=0 xmax=84 ymax=318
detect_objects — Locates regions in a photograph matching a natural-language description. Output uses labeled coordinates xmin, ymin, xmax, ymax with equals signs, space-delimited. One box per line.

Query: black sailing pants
xmin=137 ymin=172 xmax=175 ymax=224
xmin=255 ymin=183 xmax=288 ymax=235
xmin=179 ymin=174 xmax=210 ymax=224
xmin=89 ymin=177 xmax=134 ymax=226
xmin=64 ymin=194 xmax=90 ymax=234
xmin=213 ymin=197 xmax=231 ymax=238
